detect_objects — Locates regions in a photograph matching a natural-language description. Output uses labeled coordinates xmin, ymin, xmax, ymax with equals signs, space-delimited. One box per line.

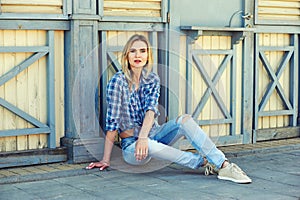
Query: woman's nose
xmin=135 ymin=50 xmax=141 ymax=57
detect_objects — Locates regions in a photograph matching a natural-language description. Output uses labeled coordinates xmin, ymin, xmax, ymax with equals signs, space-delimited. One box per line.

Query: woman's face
xmin=128 ymin=40 xmax=148 ymax=70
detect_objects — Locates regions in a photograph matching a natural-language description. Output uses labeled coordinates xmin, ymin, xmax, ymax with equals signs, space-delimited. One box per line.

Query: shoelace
xmin=204 ymin=163 xmax=217 ymax=176
xmin=231 ymin=163 xmax=246 ymax=175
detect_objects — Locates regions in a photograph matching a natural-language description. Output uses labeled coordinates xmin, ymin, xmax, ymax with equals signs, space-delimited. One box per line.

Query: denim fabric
xmin=121 ymin=116 xmax=226 ymax=169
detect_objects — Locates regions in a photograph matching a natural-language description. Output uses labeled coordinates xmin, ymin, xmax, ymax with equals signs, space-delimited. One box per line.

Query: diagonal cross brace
xmin=192 ymin=54 xmax=232 ymax=119
xmin=258 ymin=50 xmax=293 ymax=112
xmin=0 ymin=97 xmax=48 ymax=128
xmin=107 ymin=52 xmax=122 ymax=72
xmin=0 ymin=52 xmax=48 ymax=87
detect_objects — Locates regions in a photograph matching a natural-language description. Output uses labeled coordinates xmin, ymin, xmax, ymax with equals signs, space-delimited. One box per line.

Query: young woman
xmin=86 ymin=34 xmax=252 ymax=184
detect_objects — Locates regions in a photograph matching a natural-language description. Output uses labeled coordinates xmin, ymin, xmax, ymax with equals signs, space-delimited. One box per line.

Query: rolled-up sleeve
xmin=105 ymin=75 xmax=122 ymax=131
xmin=144 ymin=74 xmax=160 ymax=117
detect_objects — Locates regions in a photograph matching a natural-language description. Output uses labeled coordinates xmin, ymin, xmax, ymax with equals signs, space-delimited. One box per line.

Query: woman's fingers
xmin=143 ymin=148 xmax=148 ymax=158
xmin=135 ymin=139 xmax=149 ymax=160
xmin=85 ymin=162 xmax=95 ymax=169
xmin=86 ymin=161 xmax=109 ymax=170
xmin=100 ymin=164 xmax=108 ymax=171
xmin=135 ymin=147 xmax=148 ymax=160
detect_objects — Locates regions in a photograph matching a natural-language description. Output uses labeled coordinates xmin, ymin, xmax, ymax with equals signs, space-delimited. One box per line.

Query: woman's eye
xmin=140 ymin=49 xmax=147 ymax=53
xmin=129 ymin=49 xmax=136 ymax=53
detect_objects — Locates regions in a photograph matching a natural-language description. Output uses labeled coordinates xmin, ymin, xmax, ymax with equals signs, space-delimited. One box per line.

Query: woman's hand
xmin=135 ymin=138 xmax=148 ymax=161
xmin=86 ymin=160 xmax=110 ymax=171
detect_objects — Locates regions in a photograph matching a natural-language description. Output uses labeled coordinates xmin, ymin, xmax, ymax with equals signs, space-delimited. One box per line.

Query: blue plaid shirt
xmin=105 ymin=70 xmax=160 ymax=135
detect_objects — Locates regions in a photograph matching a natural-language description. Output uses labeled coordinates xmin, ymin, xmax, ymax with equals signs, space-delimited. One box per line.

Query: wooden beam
xmin=0 ymin=20 xmax=69 ymax=30
xmin=0 ymin=147 xmax=67 ymax=169
xmin=255 ymin=127 xmax=300 ymax=141
xmin=0 ymin=128 xmax=50 ymax=137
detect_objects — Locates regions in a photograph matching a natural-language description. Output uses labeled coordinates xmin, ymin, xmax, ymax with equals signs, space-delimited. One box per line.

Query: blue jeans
xmin=121 ymin=115 xmax=226 ymax=169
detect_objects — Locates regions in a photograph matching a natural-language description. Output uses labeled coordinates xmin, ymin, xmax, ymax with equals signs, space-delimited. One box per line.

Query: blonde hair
xmin=121 ymin=34 xmax=153 ymax=88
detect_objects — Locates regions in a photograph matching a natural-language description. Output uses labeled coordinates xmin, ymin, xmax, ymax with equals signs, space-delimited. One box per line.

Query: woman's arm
xmin=139 ymin=110 xmax=155 ymax=138
xmin=135 ymin=73 xmax=160 ymax=161
xmin=135 ymin=110 xmax=155 ymax=161
xmin=102 ymin=130 xmax=118 ymax=163
xmin=86 ymin=130 xmax=117 ymax=170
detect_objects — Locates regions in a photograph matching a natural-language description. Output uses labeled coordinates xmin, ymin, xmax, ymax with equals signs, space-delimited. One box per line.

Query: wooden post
xmin=242 ymin=0 xmax=255 ymax=144
xmin=62 ymin=0 xmax=104 ymax=163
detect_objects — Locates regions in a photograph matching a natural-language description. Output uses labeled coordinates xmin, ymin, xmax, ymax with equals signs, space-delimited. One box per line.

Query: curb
xmin=0 ymin=167 xmax=99 ymax=185
xmin=223 ymin=143 xmax=300 ymax=158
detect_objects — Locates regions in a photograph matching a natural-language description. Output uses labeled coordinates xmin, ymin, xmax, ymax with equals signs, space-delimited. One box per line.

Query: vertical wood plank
xmin=3 ymin=30 xmax=17 ymax=152
xmin=148 ymin=32 xmax=158 ymax=74
xmin=27 ymin=30 xmax=40 ymax=150
xmin=283 ymin=34 xmax=290 ymax=126
xmin=55 ymin=31 xmax=65 ymax=147
xmin=47 ymin=30 xmax=56 ymax=148
xmin=179 ymin=35 xmax=186 ymax=115
xmin=220 ymin=37 xmax=228 ymax=137
xmin=223 ymin=36 xmax=231 ymax=137
xmin=100 ymin=31 xmax=108 ymax=130
xmin=118 ymin=31 xmax=127 ymax=65
xmin=211 ymin=36 xmax=221 ymax=137
xmin=0 ymin=31 xmax=5 ymax=152
xmin=15 ymin=30 xmax=29 ymax=151
xmin=191 ymin=39 xmax=197 ymax=116
xmin=258 ymin=33 xmax=263 ymax=129
xmin=236 ymin=39 xmax=243 ymax=136
xmin=38 ymin=30 xmax=48 ymax=148
xmin=186 ymin=36 xmax=193 ymax=115
xmin=257 ymin=33 xmax=263 ymax=129
xmin=292 ymin=34 xmax=299 ymax=126
xmin=196 ymin=39 xmax=204 ymax=117
xmin=277 ymin=33 xmax=285 ymax=127
xmin=107 ymin=31 xmax=118 ymax=78
xmin=269 ymin=33 xmax=277 ymax=128
xmin=196 ymin=37 xmax=205 ymax=121
xmin=201 ymin=36 xmax=211 ymax=135
xmin=263 ymin=33 xmax=270 ymax=129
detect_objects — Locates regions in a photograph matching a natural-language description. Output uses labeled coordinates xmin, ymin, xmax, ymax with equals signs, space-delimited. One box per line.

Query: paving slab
xmin=0 ymin=138 xmax=300 ymax=200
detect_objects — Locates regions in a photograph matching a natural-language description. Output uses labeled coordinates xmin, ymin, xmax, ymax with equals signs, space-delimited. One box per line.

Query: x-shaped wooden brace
xmin=258 ymin=50 xmax=293 ymax=112
xmin=192 ymin=53 xmax=233 ymax=119
xmin=0 ymin=51 xmax=49 ymax=135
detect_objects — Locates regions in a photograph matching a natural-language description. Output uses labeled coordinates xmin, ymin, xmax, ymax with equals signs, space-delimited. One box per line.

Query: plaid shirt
xmin=105 ymin=70 xmax=160 ymax=134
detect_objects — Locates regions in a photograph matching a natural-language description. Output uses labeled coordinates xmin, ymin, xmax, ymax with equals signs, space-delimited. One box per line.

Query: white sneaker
xmin=218 ymin=163 xmax=252 ymax=184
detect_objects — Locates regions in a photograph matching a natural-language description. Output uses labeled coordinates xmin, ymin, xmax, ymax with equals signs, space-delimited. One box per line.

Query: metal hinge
xmin=167 ymin=12 xmax=170 ymax=23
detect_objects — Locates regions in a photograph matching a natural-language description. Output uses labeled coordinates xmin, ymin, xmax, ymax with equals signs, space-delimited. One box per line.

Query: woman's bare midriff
xmin=119 ymin=129 xmax=134 ymax=139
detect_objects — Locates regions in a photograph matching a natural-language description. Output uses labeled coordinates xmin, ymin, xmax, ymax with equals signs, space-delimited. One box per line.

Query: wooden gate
xmin=254 ymin=33 xmax=299 ymax=141
xmin=179 ymin=31 xmax=247 ymax=146
xmin=0 ymin=31 xmax=56 ymax=150
xmin=0 ymin=29 xmax=65 ymax=168
xmin=0 ymin=0 xmax=67 ymax=168
xmin=253 ymin=0 xmax=300 ymax=141
xmin=187 ymin=39 xmax=239 ymax=144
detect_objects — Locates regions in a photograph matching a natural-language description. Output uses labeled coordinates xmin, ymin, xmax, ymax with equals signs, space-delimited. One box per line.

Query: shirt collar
xmin=140 ymin=68 xmax=152 ymax=85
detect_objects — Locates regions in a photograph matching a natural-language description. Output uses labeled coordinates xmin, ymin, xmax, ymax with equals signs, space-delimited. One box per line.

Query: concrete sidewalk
xmin=0 ymin=138 xmax=300 ymax=200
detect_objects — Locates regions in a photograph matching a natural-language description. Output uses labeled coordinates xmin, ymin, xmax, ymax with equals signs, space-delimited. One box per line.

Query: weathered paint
xmin=256 ymin=0 xmax=300 ymax=25
xmin=254 ymin=33 xmax=299 ymax=141
xmin=0 ymin=30 xmax=64 ymax=152
xmin=1 ymin=0 xmax=63 ymax=14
